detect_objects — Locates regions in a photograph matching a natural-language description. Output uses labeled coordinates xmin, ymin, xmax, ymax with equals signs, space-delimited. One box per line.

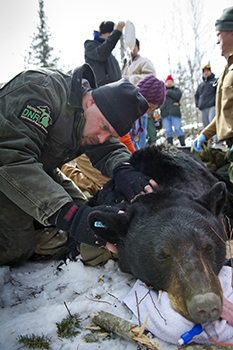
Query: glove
xmin=49 ymin=201 xmax=123 ymax=248
xmin=193 ymin=134 xmax=207 ymax=153
xmin=230 ymin=145 xmax=233 ymax=152
xmin=113 ymin=162 xmax=151 ymax=201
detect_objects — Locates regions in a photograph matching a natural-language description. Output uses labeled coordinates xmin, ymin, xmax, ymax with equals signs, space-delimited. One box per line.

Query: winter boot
xmin=167 ymin=137 xmax=173 ymax=145
xmin=178 ymin=135 xmax=185 ymax=146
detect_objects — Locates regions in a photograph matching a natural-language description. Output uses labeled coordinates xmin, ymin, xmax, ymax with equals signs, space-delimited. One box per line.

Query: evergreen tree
xmin=26 ymin=0 xmax=59 ymax=68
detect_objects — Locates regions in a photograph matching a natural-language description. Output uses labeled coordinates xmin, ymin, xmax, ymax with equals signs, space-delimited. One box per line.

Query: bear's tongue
xmin=221 ymin=296 xmax=233 ymax=326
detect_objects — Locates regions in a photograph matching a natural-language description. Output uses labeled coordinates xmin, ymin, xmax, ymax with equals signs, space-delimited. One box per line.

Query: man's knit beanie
xmin=99 ymin=21 xmax=114 ymax=34
xmin=137 ymin=75 xmax=166 ymax=107
xmin=92 ymin=78 xmax=149 ymax=137
xmin=215 ymin=6 xmax=233 ymax=31
xmin=202 ymin=64 xmax=211 ymax=71
xmin=165 ymin=75 xmax=174 ymax=83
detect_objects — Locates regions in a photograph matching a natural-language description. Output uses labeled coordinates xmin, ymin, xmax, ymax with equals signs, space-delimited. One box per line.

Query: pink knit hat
xmin=137 ymin=74 xmax=166 ymax=107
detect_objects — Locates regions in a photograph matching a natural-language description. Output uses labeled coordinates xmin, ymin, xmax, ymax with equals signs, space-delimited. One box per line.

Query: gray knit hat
xmin=215 ymin=6 xmax=233 ymax=31
xmin=92 ymin=78 xmax=149 ymax=137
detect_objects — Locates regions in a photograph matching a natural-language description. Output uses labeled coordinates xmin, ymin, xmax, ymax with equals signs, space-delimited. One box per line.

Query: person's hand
xmin=48 ymin=202 xmax=125 ymax=248
xmin=193 ymin=134 xmax=207 ymax=153
xmin=115 ymin=21 xmax=125 ymax=32
xmin=106 ymin=242 xmax=118 ymax=254
xmin=113 ymin=163 xmax=158 ymax=202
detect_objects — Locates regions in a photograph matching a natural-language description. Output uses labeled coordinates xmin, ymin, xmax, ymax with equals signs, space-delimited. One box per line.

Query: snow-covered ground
xmin=0 ymin=257 xmax=176 ymax=350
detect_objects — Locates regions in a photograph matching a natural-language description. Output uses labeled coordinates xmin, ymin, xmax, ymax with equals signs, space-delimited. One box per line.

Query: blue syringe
xmin=178 ymin=324 xmax=203 ymax=345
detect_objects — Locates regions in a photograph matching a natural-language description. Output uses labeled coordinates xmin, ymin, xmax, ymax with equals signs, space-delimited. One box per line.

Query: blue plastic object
xmin=94 ymin=221 xmax=107 ymax=228
xmin=178 ymin=324 xmax=203 ymax=345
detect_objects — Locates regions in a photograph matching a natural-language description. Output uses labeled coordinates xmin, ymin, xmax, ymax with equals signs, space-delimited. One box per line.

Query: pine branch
xmin=16 ymin=333 xmax=51 ymax=349
xmin=56 ymin=303 xmax=82 ymax=339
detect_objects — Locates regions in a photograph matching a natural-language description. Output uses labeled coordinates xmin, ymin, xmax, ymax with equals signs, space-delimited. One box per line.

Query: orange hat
xmin=165 ymin=75 xmax=174 ymax=83
xmin=202 ymin=65 xmax=211 ymax=71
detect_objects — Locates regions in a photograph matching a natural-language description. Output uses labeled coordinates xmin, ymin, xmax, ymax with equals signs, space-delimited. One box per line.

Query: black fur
xmin=88 ymin=144 xmax=233 ymax=323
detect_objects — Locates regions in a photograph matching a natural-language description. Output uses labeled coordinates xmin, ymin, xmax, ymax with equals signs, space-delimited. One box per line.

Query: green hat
xmin=215 ymin=6 xmax=233 ymax=31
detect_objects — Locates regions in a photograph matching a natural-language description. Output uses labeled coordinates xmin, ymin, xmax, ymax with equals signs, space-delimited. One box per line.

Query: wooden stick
xmin=91 ymin=310 xmax=164 ymax=350
xmin=138 ymin=312 xmax=149 ymax=337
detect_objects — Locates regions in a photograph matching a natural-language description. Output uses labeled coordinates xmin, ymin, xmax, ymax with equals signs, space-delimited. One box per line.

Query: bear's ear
xmin=88 ymin=211 xmax=130 ymax=243
xmin=195 ymin=181 xmax=226 ymax=217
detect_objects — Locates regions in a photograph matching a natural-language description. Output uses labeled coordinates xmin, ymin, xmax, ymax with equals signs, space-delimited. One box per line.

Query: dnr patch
xmin=18 ymin=100 xmax=54 ymax=134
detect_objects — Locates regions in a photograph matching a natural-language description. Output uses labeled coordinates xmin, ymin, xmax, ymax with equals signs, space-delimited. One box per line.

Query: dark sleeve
xmin=85 ymin=138 xmax=131 ymax=178
xmin=84 ymin=30 xmax=122 ymax=62
xmin=195 ymin=86 xmax=199 ymax=107
xmin=167 ymin=87 xmax=182 ymax=102
xmin=0 ymin=71 xmax=73 ymax=225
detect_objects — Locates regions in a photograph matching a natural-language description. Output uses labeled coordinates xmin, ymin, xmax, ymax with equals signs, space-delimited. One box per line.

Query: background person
xmin=195 ymin=64 xmax=217 ymax=143
xmin=193 ymin=6 xmax=233 ymax=181
xmin=122 ymin=38 xmax=156 ymax=149
xmin=84 ymin=20 xmax=125 ymax=87
xmin=130 ymin=74 xmax=166 ymax=149
xmin=160 ymin=75 xmax=185 ymax=146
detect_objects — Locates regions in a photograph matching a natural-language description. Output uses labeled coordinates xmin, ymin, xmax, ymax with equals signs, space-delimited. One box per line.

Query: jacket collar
xmin=68 ymin=64 xmax=97 ymax=108
xmin=228 ymin=53 xmax=233 ymax=70
xmin=202 ymin=72 xmax=215 ymax=82
xmin=93 ymin=30 xmax=105 ymax=43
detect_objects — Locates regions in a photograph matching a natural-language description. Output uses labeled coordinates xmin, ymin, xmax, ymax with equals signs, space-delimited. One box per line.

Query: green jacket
xmin=0 ymin=64 xmax=131 ymax=225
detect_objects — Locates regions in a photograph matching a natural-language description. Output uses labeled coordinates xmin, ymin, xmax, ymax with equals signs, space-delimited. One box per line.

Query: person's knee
xmin=0 ymin=227 xmax=36 ymax=266
xmin=0 ymin=192 xmax=37 ymax=265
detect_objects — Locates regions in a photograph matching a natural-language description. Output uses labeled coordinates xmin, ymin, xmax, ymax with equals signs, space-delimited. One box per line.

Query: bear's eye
xmin=156 ymin=250 xmax=170 ymax=261
xmin=204 ymin=244 xmax=213 ymax=253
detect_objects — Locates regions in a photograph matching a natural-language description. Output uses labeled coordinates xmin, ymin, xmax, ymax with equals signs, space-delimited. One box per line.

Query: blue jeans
xmin=130 ymin=113 xmax=148 ymax=150
xmin=162 ymin=115 xmax=184 ymax=139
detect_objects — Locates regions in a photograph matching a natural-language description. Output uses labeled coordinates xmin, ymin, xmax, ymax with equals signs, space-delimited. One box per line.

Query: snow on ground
xmin=0 ymin=257 xmax=176 ymax=350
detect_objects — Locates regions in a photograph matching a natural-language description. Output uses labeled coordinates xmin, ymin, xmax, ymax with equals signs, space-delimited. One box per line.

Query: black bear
xmin=88 ymin=144 xmax=233 ymax=324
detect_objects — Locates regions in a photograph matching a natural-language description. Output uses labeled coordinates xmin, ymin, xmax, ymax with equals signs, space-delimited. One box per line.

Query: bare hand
xmin=115 ymin=21 xmax=125 ymax=32
xmin=106 ymin=242 xmax=118 ymax=254
xmin=130 ymin=179 xmax=159 ymax=202
xmin=144 ymin=179 xmax=159 ymax=193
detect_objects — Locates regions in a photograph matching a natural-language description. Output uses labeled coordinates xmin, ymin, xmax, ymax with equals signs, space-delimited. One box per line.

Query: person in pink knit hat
xmin=130 ymin=74 xmax=166 ymax=149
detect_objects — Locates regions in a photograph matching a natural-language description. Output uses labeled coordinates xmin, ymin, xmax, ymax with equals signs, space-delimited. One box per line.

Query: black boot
xmin=167 ymin=137 xmax=173 ymax=145
xmin=178 ymin=135 xmax=185 ymax=146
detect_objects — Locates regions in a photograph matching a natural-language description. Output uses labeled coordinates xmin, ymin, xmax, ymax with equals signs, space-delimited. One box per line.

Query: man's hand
xmin=49 ymin=202 xmax=125 ymax=248
xmin=193 ymin=133 xmax=207 ymax=153
xmin=115 ymin=21 xmax=125 ymax=32
xmin=106 ymin=242 xmax=118 ymax=253
xmin=113 ymin=163 xmax=158 ymax=202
